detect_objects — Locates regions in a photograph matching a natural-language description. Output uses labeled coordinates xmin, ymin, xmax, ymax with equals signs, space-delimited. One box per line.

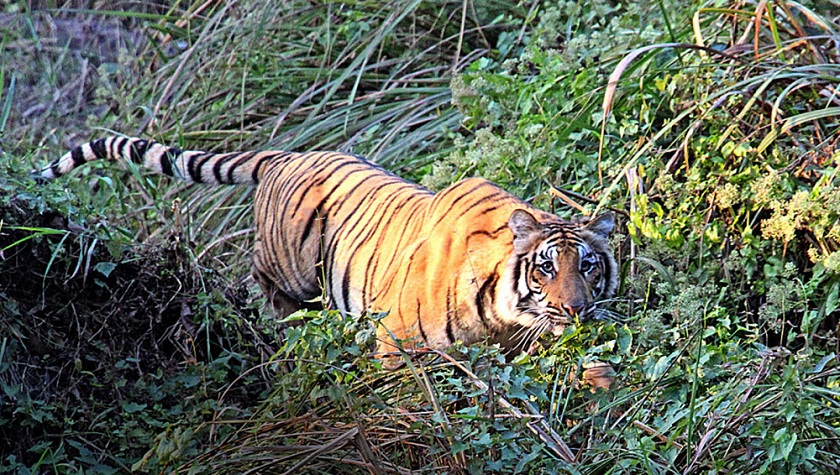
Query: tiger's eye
xmin=539 ymin=261 xmax=554 ymax=274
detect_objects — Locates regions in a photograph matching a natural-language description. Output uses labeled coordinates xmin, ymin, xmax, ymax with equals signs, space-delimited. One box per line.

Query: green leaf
xmin=94 ymin=261 xmax=117 ymax=278
xmin=122 ymin=402 xmax=147 ymax=413
xmin=824 ymin=283 xmax=839 ymax=316
xmin=650 ymin=353 xmax=676 ymax=380
xmin=617 ymin=324 xmax=633 ymax=353
xmin=780 ymin=432 xmax=797 ymax=459
xmin=811 ymin=353 xmax=835 ymax=373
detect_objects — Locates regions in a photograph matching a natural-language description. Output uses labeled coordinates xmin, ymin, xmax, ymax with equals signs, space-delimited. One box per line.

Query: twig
xmin=547 ymin=184 xmax=630 ymax=218
xmin=548 ymin=186 xmax=587 ymax=214
xmin=195 ymin=227 xmax=254 ymax=261
xmin=452 ymin=0 xmax=468 ymax=72
xmin=633 ymin=420 xmax=684 ymax=450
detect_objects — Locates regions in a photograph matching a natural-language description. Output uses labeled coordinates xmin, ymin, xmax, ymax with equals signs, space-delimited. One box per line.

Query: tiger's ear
xmin=508 ymin=209 xmax=542 ymax=250
xmin=584 ymin=213 xmax=615 ymax=238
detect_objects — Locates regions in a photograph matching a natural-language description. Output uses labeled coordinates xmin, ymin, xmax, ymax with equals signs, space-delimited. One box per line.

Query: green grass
xmin=2 ymin=0 xmax=840 ymax=473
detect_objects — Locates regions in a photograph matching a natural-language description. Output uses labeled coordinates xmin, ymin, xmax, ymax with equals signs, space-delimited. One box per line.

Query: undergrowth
xmin=1 ymin=0 xmax=839 ymax=473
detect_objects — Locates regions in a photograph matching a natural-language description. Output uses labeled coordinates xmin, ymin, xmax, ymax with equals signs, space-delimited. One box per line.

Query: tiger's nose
xmin=562 ymin=302 xmax=586 ymax=318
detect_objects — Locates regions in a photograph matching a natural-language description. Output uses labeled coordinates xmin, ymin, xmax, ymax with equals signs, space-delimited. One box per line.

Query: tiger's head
xmin=498 ymin=209 xmax=618 ymax=349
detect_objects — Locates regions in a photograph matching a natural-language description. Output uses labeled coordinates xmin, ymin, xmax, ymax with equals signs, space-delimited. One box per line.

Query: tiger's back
xmin=39 ymin=136 xmax=618 ymax=355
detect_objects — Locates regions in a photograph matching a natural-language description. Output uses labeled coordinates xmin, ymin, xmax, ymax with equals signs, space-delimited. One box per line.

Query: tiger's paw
xmin=581 ymin=361 xmax=615 ymax=391
xmin=378 ymin=355 xmax=407 ymax=371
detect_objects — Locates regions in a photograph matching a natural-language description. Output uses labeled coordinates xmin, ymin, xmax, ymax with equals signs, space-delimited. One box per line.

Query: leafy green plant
xmin=161 ymin=308 xmax=616 ymax=474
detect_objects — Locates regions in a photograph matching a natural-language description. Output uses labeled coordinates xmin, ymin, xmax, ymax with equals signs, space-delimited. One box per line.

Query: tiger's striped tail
xmin=37 ymin=136 xmax=282 ymax=185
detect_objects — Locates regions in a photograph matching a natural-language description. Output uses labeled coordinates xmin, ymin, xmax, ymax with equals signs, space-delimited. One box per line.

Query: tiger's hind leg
xmin=253 ymin=270 xmax=315 ymax=324
xmin=252 ymin=266 xmax=320 ymax=376
xmin=251 ymin=256 xmax=308 ymax=324
xmin=266 ymin=287 xmax=307 ymax=321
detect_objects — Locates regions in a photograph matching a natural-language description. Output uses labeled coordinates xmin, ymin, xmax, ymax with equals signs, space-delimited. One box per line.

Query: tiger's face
xmin=500 ymin=209 xmax=617 ymax=348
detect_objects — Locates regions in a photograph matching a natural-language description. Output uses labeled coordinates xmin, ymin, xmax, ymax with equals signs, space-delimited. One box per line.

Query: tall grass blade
xmin=757 ymin=107 xmax=840 ymax=153
xmin=0 ymin=73 xmax=14 ymax=135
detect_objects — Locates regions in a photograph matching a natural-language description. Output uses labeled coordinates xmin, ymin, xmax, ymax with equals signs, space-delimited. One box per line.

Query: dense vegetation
xmin=1 ymin=0 xmax=839 ymax=473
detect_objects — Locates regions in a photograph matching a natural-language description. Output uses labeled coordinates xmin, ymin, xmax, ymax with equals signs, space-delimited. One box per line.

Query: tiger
xmin=37 ymin=136 xmax=618 ymax=359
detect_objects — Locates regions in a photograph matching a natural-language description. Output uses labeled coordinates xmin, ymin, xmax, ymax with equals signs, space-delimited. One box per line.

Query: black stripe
xmin=274 ymin=184 xmax=298 ymax=285
xmin=226 ymin=151 xmax=258 ymax=183
xmin=212 ymin=153 xmax=237 ymax=183
xmin=384 ymin=198 xmax=429 ymax=261
xmin=466 ymin=224 xmax=509 ymax=243
xmin=338 ymin=182 xmax=414 ymax=308
xmin=451 ymin=192 xmax=505 ymax=221
xmin=362 ymin=189 xmax=425 ymax=305
xmin=50 ymin=160 xmax=62 ymax=177
xmin=475 ymin=270 xmax=499 ymax=329
xmin=338 ymin=263 xmax=352 ymax=313
xmin=113 ymin=137 xmax=129 ymax=162
xmin=548 ymin=231 xmax=583 ymax=247
xmin=406 ymin=198 xmax=429 ymax=224
xmin=416 ymin=300 xmax=428 ymax=343
xmin=105 ymin=138 xmax=117 ymax=164
xmin=256 ymin=182 xmax=311 ymax=295
xmin=270 ymin=156 xmax=328 ymax=294
xmin=187 ymin=153 xmax=201 ymax=183
xmin=475 ymin=204 xmax=504 ymax=216
xmin=445 ymin=289 xmax=455 ymax=344
xmin=332 ymin=177 xmax=397 ymax=308
xmin=71 ymin=147 xmax=85 ymax=167
xmin=332 ymin=181 xmax=425 ymax=304
xmin=298 ymin=165 xmax=371 ymax=245
xmin=161 ymin=147 xmax=181 ymax=176
xmin=298 ymin=209 xmax=324 ymax=251
xmin=521 ymin=290 xmax=533 ymax=303
xmin=90 ymin=139 xmax=108 ymax=160
xmin=598 ymin=251 xmax=612 ymax=298
xmin=289 ymin=157 xmax=365 ymax=219
xmin=512 ymin=255 xmax=522 ymax=288
xmin=430 ymin=181 xmax=497 ymax=229
xmin=129 ymin=139 xmax=150 ymax=164
xmin=326 ymin=178 xmax=396 ymax=242
xmin=251 ymin=155 xmax=273 ymax=183
xmin=188 ymin=152 xmax=214 ymax=183
xmin=270 ymin=156 xmax=308 ymax=207
xmin=197 ymin=153 xmax=218 ymax=182
xmin=395 ymin=244 xmax=422 ymax=336
xmin=359 ymin=193 xmax=406 ymax=306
